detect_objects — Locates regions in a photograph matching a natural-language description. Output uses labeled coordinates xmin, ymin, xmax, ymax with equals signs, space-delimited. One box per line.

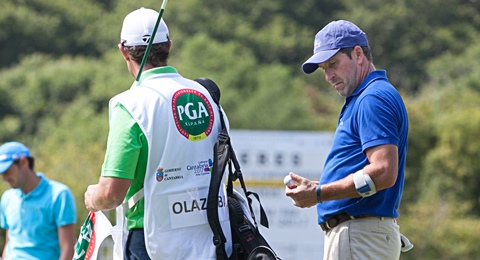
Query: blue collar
xmin=20 ymin=173 xmax=48 ymax=199
xmin=345 ymin=70 xmax=387 ymax=104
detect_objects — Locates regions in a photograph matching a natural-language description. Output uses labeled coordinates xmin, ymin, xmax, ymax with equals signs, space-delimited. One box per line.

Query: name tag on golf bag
xmin=195 ymin=78 xmax=280 ymax=260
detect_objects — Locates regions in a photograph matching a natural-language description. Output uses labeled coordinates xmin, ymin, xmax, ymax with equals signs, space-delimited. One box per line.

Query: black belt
xmin=320 ymin=212 xmax=376 ymax=232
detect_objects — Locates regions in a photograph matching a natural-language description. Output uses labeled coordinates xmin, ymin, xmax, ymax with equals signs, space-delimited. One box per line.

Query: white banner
xmin=230 ymin=130 xmax=334 ymax=260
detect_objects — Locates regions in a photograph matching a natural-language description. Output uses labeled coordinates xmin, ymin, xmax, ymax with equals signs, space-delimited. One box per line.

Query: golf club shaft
xmin=135 ymin=0 xmax=169 ymax=84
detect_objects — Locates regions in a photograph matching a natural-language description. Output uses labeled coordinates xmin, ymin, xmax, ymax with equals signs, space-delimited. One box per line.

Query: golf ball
xmin=283 ymin=175 xmax=297 ymax=188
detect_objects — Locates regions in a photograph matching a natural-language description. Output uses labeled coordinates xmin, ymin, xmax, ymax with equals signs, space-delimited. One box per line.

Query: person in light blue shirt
xmin=0 ymin=141 xmax=77 ymax=260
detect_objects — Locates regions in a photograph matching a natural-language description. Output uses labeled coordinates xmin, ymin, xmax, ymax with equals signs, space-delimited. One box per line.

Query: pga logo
xmin=172 ymin=89 xmax=214 ymax=141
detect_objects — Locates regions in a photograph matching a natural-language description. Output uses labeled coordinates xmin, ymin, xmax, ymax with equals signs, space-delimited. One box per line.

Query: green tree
xmin=0 ymin=0 xmax=115 ymax=68
xmin=419 ymin=42 xmax=480 ymax=214
xmin=1 ymin=0 xmax=480 ymax=257
xmin=400 ymin=36 xmax=480 ymax=259
xmin=338 ymin=0 xmax=480 ymax=93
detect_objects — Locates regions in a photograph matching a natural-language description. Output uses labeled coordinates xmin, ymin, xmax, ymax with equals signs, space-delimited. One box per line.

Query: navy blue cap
xmin=0 ymin=142 xmax=31 ymax=173
xmin=302 ymin=20 xmax=368 ymax=74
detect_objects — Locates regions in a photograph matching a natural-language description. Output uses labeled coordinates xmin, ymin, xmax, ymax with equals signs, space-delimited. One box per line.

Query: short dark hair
xmin=339 ymin=46 xmax=373 ymax=62
xmin=13 ymin=157 xmax=35 ymax=170
xmin=122 ymin=39 xmax=170 ymax=67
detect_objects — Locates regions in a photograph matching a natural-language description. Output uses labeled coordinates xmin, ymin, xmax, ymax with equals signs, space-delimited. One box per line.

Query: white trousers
xmin=323 ymin=217 xmax=401 ymax=260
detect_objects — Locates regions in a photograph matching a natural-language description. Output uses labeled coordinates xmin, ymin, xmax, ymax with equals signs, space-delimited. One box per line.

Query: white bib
xmin=111 ymin=73 xmax=232 ymax=259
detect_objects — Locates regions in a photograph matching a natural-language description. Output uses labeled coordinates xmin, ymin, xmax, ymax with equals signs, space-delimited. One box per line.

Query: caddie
xmin=83 ymin=7 xmax=232 ymax=259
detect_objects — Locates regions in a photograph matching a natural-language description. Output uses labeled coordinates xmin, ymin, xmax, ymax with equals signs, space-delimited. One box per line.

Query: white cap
xmin=120 ymin=7 xmax=169 ymax=46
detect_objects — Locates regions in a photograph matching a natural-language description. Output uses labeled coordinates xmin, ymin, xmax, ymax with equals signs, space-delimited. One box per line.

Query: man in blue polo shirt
xmin=0 ymin=141 xmax=77 ymax=260
xmin=285 ymin=20 xmax=410 ymax=259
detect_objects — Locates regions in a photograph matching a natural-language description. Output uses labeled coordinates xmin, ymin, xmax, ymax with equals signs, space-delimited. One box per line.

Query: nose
xmin=324 ymin=68 xmax=334 ymax=82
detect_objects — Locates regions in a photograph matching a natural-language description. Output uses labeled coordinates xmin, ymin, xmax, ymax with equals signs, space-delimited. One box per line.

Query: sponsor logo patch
xmin=187 ymin=159 xmax=213 ymax=176
xmin=156 ymin=167 xmax=183 ymax=182
xmin=172 ymin=89 xmax=214 ymax=141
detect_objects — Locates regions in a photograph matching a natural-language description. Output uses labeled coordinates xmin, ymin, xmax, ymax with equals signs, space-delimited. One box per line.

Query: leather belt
xmin=320 ymin=212 xmax=376 ymax=232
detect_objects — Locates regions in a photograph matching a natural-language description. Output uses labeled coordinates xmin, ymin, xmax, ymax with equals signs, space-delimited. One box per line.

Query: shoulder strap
xmin=196 ymin=78 xmax=229 ymax=260
xmin=195 ymin=78 xmax=270 ymax=259
xmin=208 ymin=138 xmax=230 ymax=260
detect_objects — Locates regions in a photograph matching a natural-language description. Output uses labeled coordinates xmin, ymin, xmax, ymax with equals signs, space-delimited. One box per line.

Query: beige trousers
xmin=323 ymin=217 xmax=401 ymax=260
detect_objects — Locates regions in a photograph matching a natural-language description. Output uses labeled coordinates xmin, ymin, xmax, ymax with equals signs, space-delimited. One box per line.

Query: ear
xmin=18 ymin=156 xmax=29 ymax=168
xmin=118 ymin=43 xmax=131 ymax=61
xmin=353 ymin=46 xmax=364 ymax=64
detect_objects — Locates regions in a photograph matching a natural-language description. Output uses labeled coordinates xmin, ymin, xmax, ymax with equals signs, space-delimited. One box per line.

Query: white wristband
xmin=353 ymin=170 xmax=377 ymax=197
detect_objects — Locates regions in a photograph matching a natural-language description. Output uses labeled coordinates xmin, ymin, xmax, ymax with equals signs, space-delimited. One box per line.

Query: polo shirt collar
xmin=346 ymin=70 xmax=387 ymax=103
xmin=21 ymin=173 xmax=48 ymax=199
xmin=138 ymin=66 xmax=178 ymax=84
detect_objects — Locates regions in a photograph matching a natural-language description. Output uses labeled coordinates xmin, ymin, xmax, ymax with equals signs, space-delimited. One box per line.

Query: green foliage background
xmin=1 ymin=0 xmax=480 ymax=258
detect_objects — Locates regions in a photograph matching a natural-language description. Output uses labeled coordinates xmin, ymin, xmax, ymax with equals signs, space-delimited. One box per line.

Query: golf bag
xmin=195 ymin=78 xmax=280 ymax=260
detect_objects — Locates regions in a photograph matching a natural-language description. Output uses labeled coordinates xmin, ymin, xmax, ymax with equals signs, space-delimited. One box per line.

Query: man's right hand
xmin=285 ymin=172 xmax=319 ymax=208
